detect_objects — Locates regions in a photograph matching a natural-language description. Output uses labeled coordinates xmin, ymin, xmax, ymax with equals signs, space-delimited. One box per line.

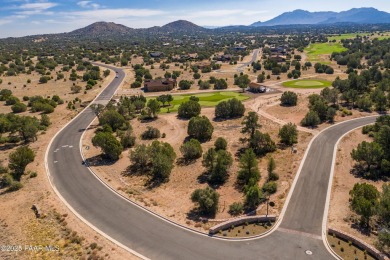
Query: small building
xmin=214 ymin=54 xmax=232 ymax=62
xmin=269 ymin=55 xmax=286 ymax=62
xmin=233 ymin=46 xmax=247 ymax=51
xmin=150 ymin=52 xmax=164 ymax=58
xmin=249 ymin=82 xmax=267 ymax=93
xmin=144 ymin=79 xmax=177 ymax=92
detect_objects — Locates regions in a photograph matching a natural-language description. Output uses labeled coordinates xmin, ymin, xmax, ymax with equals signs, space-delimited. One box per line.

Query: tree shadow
xmin=121 ymin=164 xmax=147 ymax=177
xmin=176 ymin=157 xmax=197 ymax=166
xmin=186 ymin=208 xmax=215 ymax=222
xmin=351 ymin=222 xmax=372 ymax=236
xmin=197 ymin=171 xmax=210 ymax=184
xmin=144 ymin=177 xmax=166 ymax=190
xmin=0 ymin=143 xmax=19 ymax=151
xmin=84 ymin=155 xmax=116 ymax=167
xmin=350 ymin=165 xmax=387 ymax=181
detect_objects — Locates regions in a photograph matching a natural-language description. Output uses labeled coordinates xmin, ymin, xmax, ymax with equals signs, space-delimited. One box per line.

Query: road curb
xmin=44 ymin=66 xmax=150 ymax=260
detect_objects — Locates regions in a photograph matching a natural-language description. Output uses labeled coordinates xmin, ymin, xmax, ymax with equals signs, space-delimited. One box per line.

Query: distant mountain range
xmin=68 ymin=20 xmax=206 ymax=37
xmin=3 ymin=8 xmax=390 ymax=39
xmin=251 ymin=8 xmax=390 ymax=27
xmin=68 ymin=8 xmax=390 ymax=38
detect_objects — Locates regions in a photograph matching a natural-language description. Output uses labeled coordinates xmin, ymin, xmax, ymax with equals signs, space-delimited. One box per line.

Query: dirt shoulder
xmin=328 ymin=128 xmax=383 ymax=246
xmin=0 ymin=67 xmax=136 ymax=260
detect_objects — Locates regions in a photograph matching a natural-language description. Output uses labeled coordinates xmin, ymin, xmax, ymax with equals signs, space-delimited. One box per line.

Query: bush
xmin=141 ymin=127 xmax=161 ymax=140
xmin=245 ymin=185 xmax=263 ymax=210
xmin=0 ymin=89 xmax=12 ymax=101
xmin=178 ymin=100 xmax=201 ymax=119
xmin=262 ymin=181 xmax=277 ymax=194
xmin=92 ymin=132 xmax=123 ymax=160
xmin=131 ymin=81 xmax=142 ymax=88
xmin=0 ymin=174 xmax=13 ymax=188
xmin=180 ymin=139 xmax=203 ymax=160
xmin=280 ymin=91 xmax=298 ymax=106
xmin=215 ymin=98 xmax=245 ymax=119
xmin=99 ymin=110 xmax=127 ymax=131
xmin=119 ymin=130 xmax=136 ymax=148
xmin=31 ymin=102 xmax=55 ymax=114
xmin=8 ymin=181 xmax=23 ymax=192
xmin=11 ymin=102 xmax=27 ymax=113
xmin=179 ymin=80 xmax=192 ymax=90
xmin=5 ymin=96 xmax=19 ymax=106
xmin=71 ymin=85 xmax=82 ymax=93
xmin=278 ymin=123 xmax=298 ymax=146
xmin=228 ymin=202 xmax=244 ymax=216
xmin=301 ymin=111 xmax=321 ymax=127
xmin=191 ymin=187 xmax=219 ymax=215
xmin=188 ymin=116 xmax=214 ymax=142
xmin=214 ymin=79 xmax=228 ymax=90
xmin=9 ymin=146 xmax=35 ymax=181
xmin=214 ymin=137 xmax=227 ymax=151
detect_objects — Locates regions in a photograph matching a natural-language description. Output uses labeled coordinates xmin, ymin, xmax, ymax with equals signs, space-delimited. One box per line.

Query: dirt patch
xmin=328 ymin=128 xmax=384 ymax=247
xmin=0 ymin=66 xmax=136 ymax=259
xmin=83 ymin=97 xmax=313 ymax=232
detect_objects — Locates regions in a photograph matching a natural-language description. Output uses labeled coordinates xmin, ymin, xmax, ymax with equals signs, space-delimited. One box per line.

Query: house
xmin=249 ymin=82 xmax=267 ymax=93
xmin=144 ymin=79 xmax=177 ymax=92
xmin=150 ymin=52 xmax=164 ymax=58
xmin=233 ymin=46 xmax=247 ymax=51
xmin=214 ymin=54 xmax=232 ymax=62
xmin=269 ymin=55 xmax=287 ymax=62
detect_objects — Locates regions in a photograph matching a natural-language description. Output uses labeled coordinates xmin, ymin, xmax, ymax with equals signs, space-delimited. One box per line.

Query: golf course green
xmin=282 ymin=79 xmax=332 ymax=89
xmin=148 ymin=91 xmax=250 ymax=113
xmin=305 ymin=42 xmax=347 ymax=62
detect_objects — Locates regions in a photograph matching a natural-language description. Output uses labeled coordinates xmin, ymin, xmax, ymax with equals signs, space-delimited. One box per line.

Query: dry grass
xmin=83 ymin=97 xmax=313 ymax=232
xmin=0 ymin=65 xmax=135 ymax=260
xmin=328 ymin=129 xmax=384 ymax=247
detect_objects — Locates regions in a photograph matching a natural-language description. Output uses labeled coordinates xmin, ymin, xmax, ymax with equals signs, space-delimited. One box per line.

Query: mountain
xmin=160 ymin=20 xmax=207 ymax=33
xmin=67 ymin=20 xmax=206 ymax=38
xmin=251 ymin=8 xmax=390 ymax=26
xmin=321 ymin=8 xmax=390 ymax=24
xmin=69 ymin=22 xmax=134 ymax=36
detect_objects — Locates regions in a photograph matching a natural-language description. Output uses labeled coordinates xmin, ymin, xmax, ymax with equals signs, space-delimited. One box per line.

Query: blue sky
xmin=0 ymin=0 xmax=389 ymax=37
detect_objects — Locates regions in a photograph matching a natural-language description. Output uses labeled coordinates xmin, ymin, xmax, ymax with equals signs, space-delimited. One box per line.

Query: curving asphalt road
xmin=46 ymin=65 xmax=378 ymax=260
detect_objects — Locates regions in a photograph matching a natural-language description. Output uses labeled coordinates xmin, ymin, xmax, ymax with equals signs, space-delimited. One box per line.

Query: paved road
xmin=237 ymin=49 xmax=260 ymax=71
xmin=46 ymin=65 xmax=378 ymax=259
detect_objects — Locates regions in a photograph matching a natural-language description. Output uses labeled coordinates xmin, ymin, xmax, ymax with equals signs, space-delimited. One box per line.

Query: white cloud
xmin=19 ymin=2 xmax=57 ymax=11
xmin=77 ymin=1 xmax=101 ymax=9
xmin=63 ymin=8 xmax=166 ymax=20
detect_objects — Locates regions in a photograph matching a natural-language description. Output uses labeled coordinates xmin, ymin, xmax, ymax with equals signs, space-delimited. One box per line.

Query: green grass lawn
xmin=305 ymin=42 xmax=347 ymax=62
xmin=327 ymin=33 xmax=370 ymax=41
xmin=282 ymin=79 xmax=332 ymax=89
xmin=328 ymin=32 xmax=390 ymax=41
xmin=147 ymin=91 xmax=250 ymax=113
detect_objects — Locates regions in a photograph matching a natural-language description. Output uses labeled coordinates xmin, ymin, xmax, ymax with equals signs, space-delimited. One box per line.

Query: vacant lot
xmin=282 ymin=79 xmax=332 ymax=89
xmin=147 ymin=91 xmax=250 ymax=113
xmin=328 ymin=128 xmax=384 ymax=247
xmin=83 ymin=97 xmax=313 ymax=232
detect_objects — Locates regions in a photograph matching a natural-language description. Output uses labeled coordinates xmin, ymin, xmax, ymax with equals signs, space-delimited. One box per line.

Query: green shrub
xmin=180 ymin=139 xmax=203 ymax=160
xmin=262 ymin=181 xmax=277 ymax=194
xmin=11 ymin=102 xmax=27 ymax=113
xmin=280 ymin=91 xmax=298 ymax=106
xmin=141 ymin=127 xmax=161 ymax=140
xmin=8 ymin=181 xmax=23 ymax=191
xmin=214 ymin=137 xmax=227 ymax=151
xmin=228 ymin=202 xmax=243 ymax=216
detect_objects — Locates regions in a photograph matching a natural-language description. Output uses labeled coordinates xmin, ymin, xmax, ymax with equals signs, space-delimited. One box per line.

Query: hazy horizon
xmin=1 ymin=0 xmax=390 ymax=38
